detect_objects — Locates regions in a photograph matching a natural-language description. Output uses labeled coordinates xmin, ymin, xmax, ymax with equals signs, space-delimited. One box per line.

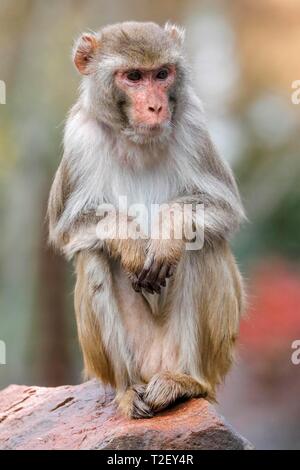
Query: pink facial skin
xmin=115 ymin=65 xmax=176 ymax=128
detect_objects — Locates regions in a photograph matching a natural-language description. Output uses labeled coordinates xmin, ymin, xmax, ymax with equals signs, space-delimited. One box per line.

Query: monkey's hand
xmin=63 ymin=212 xmax=148 ymax=277
xmin=135 ymin=204 xmax=186 ymax=294
xmin=62 ymin=224 xmax=103 ymax=260
xmin=99 ymin=212 xmax=148 ymax=281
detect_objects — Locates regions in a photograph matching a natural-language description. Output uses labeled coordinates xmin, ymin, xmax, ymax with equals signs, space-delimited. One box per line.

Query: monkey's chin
xmin=123 ymin=123 xmax=172 ymax=145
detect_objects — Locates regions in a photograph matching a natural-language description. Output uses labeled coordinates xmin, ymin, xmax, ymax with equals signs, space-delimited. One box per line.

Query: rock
xmin=0 ymin=380 xmax=252 ymax=450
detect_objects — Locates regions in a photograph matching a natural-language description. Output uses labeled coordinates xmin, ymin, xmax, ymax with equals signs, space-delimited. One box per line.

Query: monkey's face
xmin=114 ymin=65 xmax=176 ymax=141
xmin=73 ymin=22 xmax=185 ymax=144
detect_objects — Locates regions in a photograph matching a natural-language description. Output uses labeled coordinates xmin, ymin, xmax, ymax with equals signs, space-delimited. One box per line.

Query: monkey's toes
xmin=118 ymin=385 xmax=153 ymax=419
xmin=131 ymin=397 xmax=154 ymax=419
xmin=143 ymin=374 xmax=174 ymax=412
xmin=131 ymin=385 xmax=154 ymax=419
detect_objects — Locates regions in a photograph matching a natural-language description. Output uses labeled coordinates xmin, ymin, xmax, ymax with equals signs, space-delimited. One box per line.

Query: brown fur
xmin=73 ymin=239 xmax=243 ymax=415
xmin=48 ymin=21 xmax=246 ymax=419
xmin=75 ymin=252 xmax=116 ymax=386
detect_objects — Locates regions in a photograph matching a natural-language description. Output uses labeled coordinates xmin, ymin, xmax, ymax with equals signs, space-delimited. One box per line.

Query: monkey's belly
xmin=112 ymin=262 xmax=179 ymax=382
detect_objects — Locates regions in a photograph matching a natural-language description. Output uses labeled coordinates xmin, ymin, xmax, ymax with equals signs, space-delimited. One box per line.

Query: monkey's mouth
xmin=123 ymin=122 xmax=172 ymax=144
xmin=135 ymin=124 xmax=165 ymax=135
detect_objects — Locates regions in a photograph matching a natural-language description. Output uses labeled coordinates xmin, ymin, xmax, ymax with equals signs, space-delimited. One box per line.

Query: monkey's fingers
xmin=142 ymin=281 xmax=161 ymax=295
xmin=133 ymin=278 xmax=161 ymax=295
xmin=144 ymin=260 xmax=175 ymax=287
xmin=126 ymin=272 xmax=141 ymax=293
xmin=137 ymin=253 xmax=155 ymax=283
xmin=144 ymin=260 xmax=164 ymax=285
xmin=132 ymin=280 xmax=142 ymax=293
xmin=132 ymin=271 xmax=161 ymax=294
xmin=137 ymin=253 xmax=178 ymax=293
xmin=156 ymin=263 xmax=171 ymax=287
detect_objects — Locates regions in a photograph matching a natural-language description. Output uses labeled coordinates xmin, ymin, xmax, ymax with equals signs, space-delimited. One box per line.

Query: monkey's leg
xmin=177 ymin=241 xmax=243 ymax=400
xmin=75 ymin=251 xmax=154 ymax=419
xmin=143 ymin=371 xmax=207 ymax=413
xmin=143 ymin=241 xmax=244 ymax=413
xmin=194 ymin=241 xmax=245 ymax=396
xmin=74 ymin=251 xmax=117 ymax=385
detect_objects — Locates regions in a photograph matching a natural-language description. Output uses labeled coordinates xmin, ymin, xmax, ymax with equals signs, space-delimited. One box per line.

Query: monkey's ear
xmin=73 ymin=33 xmax=100 ymax=75
xmin=164 ymin=22 xmax=185 ymax=46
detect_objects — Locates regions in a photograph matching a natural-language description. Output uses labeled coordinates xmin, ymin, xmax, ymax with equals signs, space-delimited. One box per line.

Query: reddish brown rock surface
xmin=0 ymin=380 xmax=252 ymax=450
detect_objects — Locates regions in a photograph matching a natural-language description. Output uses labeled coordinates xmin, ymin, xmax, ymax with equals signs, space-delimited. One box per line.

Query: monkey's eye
xmin=156 ymin=68 xmax=169 ymax=80
xmin=126 ymin=70 xmax=142 ymax=81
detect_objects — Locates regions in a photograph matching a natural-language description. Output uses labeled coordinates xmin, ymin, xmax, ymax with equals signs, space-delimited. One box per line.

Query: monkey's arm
xmin=137 ymin=128 xmax=246 ymax=290
xmin=174 ymin=190 xmax=244 ymax=244
xmin=57 ymin=209 xmax=161 ymax=293
xmin=48 ymin=159 xmax=101 ymax=254
xmin=48 ymin=158 xmax=143 ymax=256
xmin=48 ymin=158 xmax=75 ymax=248
xmin=48 ymin=160 xmax=159 ymax=291
xmin=65 ymin=211 xmax=145 ymax=261
xmin=137 ymin=181 xmax=245 ymax=290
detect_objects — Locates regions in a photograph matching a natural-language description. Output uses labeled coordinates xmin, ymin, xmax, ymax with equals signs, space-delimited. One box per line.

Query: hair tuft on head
xmin=164 ymin=22 xmax=185 ymax=46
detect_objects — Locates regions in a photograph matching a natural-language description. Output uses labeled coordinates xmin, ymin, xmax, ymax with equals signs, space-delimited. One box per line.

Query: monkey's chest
xmin=107 ymin=167 xmax=179 ymax=233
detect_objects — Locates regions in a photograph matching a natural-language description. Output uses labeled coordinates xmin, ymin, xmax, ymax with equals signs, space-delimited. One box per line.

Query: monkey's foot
xmin=117 ymin=385 xmax=153 ymax=419
xmin=143 ymin=371 xmax=210 ymax=413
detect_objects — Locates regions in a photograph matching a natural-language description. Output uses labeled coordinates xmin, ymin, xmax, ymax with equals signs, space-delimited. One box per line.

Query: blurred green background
xmin=0 ymin=0 xmax=300 ymax=449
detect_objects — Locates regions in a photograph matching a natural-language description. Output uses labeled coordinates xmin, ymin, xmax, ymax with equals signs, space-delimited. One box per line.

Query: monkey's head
xmin=73 ymin=22 xmax=186 ymax=144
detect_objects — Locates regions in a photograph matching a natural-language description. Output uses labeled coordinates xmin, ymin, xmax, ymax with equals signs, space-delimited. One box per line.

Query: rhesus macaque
xmin=48 ymin=22 xmax=245 ymax=418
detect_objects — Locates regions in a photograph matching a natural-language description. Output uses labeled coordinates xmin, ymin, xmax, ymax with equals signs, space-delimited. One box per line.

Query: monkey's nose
xmin=148 ymin=105 xmax=162 ymax=114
